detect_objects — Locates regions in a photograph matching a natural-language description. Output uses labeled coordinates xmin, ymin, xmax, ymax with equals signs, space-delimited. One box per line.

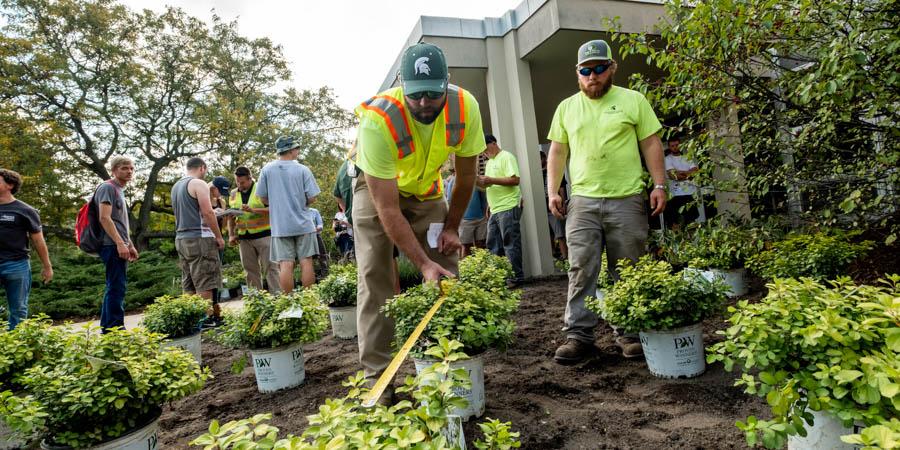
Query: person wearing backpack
xmin=0 ymin=168 xmax=53 ymax=330
xmin=95 ymin=156 xmax=139 ymax=332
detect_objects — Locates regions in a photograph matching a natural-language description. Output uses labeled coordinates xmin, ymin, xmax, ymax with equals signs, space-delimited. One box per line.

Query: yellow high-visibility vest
xmin=229 ymin=182 xmax=270 ymax=236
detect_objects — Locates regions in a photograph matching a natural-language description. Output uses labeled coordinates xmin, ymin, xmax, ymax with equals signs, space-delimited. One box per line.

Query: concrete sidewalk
xmin=67 ymin=298 xmax=245 ymax=330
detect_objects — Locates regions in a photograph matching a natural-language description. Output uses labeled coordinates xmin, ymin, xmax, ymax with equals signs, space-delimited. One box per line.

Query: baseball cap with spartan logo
xmin=577 ymin=39 xmax=613 ymax=65
xmin=399 ymin=42 xmax=449 ymax=95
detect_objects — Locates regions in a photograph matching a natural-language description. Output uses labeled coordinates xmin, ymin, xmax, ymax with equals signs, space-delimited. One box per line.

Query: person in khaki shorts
xmin=171 ymin=157 xmax=226 ymax=323
xmin=352 ymin=42 xmax=485 ymax=403
xmin=546 ymin=39 xmax=667 ymax=365
xmin=256 ymin=136 xmax=321 ymax=293
xmin=228 ymin=166 xmax=280 ymax=293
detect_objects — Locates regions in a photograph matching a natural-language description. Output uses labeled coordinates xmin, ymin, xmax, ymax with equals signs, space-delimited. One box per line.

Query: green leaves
xmin=215 ymin=289 xmax=329 ymax=350
xmin=587 ymin=255 xmax=728 ymax=332
xmin=707 ymin=277 xmax=900 ymax=448
xmin=746 ymin=230 xmax=873 ymax=281
xmin=140 ymin=294 xmax=210 ymax=338
xmin=315 ymin=263 xmax=357 ymax=307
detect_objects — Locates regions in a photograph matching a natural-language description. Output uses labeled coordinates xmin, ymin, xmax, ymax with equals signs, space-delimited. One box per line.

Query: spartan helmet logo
xmin=414 ymin=57 xmax=431 ymax=76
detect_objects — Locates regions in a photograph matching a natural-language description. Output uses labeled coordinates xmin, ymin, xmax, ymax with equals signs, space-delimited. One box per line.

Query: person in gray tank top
xmin=171 ymin=157 xmax=225 ymax=326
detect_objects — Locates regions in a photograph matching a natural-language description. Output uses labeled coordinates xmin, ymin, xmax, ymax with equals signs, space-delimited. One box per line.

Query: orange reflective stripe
xmin=361 ymin=96 xmax=415 ymax=158
xmin=424 ymin=179 xmax=440 ymax=197
xmin=444 ymin=85 xmax=466 ymax=147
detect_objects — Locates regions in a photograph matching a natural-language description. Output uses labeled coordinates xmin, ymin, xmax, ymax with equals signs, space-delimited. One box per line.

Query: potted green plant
xmin=217 ymin=289 xmax=328 ymax=393
xmin=707 ymin=276 xmax=899 ymax=449
xmin=316 ymin=263 xmax=358 ymax=339
xmin=220 ymin=263 xmax=246 ymax=299
xmin=190 ymin=338 xmax=522 ymax=450
xmin=678 ymin=222 xmax=758 ymax=297
xmin=141 ymin=294 xmax=210 ymax=364
xmin=11 ymin=325 xmax=208 ymax=449
xmin=746 ymin=230 xmax=873 ymax=281
xmin=383 ymin=253 xmax=520 ymax=421
xmin=587 ymin=255 xmax=728 ymax=379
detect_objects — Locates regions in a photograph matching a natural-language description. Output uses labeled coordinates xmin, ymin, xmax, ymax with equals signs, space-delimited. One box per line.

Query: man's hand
xmin=229 ymin=235 xmax=238 ymax=246
xmin=241 ymin=204 xmax=252 ymax=212
xmin=437 ymin=227 xmax=462 ymax=256
xmin=649 ymin=189 xmax=667 ymax=217
xmin=116 ymin=242 xmax=130 ymax=259
xmin=476 ymin=175 xmax=488 ymax=188
xmin=421 ymin=260 xmax=455 ymax=282
xmin=549 ymin=193 xmax=566 ymax=219
xmin=216 ymin=236 xmax=225 ymax=250
xmin=41 ymin=266 xmax=53 ymax=283
xmin=128 ymin=246 xmax=139 ymax=262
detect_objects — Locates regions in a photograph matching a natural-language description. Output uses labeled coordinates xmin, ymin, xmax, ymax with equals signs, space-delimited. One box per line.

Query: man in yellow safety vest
xmin=351 ymin=42 xmax=486 ymax=403
xmin=228 ymin=166 xmax=280 ymax=293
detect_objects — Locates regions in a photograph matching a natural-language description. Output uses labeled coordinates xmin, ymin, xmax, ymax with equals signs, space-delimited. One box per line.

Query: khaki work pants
xmin=352 ymin=176 xmax=458 ymax=378
xmin=238 ymin=235 xmax=281 ymax=294
xmin=564 ymin=194 xmax=648 ymax=343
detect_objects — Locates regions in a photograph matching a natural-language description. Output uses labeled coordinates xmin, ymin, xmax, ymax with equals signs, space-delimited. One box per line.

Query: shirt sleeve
xmin=256 ymin=167 xmax=268 ymax=199
xmin=635 ymin=93 xmax=662 ymax=141
xmin=355 ymin=118 xmax=397 ymax=180
xmin=302 ymin=165 xmax=321 ymax=199
xmin=24 ymin=207 xmax=42 ymax=233
xmin=547 ymin=101 xmax=569 ymax=144
xmin=505 ymin=153 xmax=520 ymax=177
xmin=94 ymin=183 xmax=116 ymax=205
xmin=455 ymin=95 xmax=486 ymax=158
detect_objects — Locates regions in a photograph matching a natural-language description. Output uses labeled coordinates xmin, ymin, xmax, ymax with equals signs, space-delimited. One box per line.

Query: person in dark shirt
xmin=0 ymin=168 xmax=52 ymax=330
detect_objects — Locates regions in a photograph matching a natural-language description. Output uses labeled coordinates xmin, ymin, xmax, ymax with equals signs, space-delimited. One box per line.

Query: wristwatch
xmin=653 ymin=184 xmax=667 ymax=191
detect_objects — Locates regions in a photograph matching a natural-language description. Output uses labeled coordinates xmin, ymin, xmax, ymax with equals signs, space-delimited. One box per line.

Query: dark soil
xmin=159 ymin=278 xmax=769 ymax=449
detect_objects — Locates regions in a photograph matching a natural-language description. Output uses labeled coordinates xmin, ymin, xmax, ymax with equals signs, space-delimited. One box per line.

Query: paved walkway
xmin=67 ymin=298 xmax=245 ymax=330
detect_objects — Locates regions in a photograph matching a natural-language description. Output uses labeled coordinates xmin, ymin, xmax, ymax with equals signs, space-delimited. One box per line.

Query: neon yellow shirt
xmin=355 ymin=86 xmax=485 ymax=200
xmin=484 ymin=150 xmax=521 ymax=214
xmin=548 ymin=86 xmax=661 ymax=198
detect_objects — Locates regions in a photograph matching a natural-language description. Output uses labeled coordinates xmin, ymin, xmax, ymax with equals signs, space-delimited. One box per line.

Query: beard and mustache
xmin=578 ymin=72 xmax=614 ymax=99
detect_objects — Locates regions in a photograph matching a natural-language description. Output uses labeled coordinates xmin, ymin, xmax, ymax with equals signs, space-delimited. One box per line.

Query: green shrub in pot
xmin=15 ymin=326 xmax=209 ymax=448
xmin=586 ymin=255 xmax=728 ymax=332
xmin=190 ymin=338 xmax=521 ymax=450
xmin=0 ymin=316 xmax=67 ymax=387
xmin=383 ymin=278 xmax=519 ymax=357
xmin=707 ymin=276 xmax=899 ymax=449
xmin=746 ymin=230 xmax=873 ymax=280
xmin=220 ymin=263 xmax=246 ymax=290
xmin=459 ymin=248 xmax=514 ymax=294
xmin=316 ymin=264 xmax=357 ymax=307
xmin=141 ymin=294 xmax=210 ymax=339
xmin=217 ymin=289 xmax=328 ymax=349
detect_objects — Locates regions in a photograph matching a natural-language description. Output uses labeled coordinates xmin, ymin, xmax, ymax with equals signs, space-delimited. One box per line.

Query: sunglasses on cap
xmin=578 ymin=64 xmax=612 ymax=76
xmin=407 ymin=90 xmax=445 ymax=100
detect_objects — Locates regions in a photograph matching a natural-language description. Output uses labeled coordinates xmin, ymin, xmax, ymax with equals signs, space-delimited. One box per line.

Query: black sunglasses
xmin=407 ymin=90 xmax=445 ymax=100
xmin=578 ymin=64 xmax=612 ymax=76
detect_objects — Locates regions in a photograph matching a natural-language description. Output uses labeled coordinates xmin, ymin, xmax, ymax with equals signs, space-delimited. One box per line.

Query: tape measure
xmin=362 ymin=279 xmax=451 ymax=408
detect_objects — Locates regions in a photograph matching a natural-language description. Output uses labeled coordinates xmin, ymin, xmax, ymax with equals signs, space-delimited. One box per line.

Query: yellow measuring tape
xmin=362 ymin=279 xmax=451 ymax=408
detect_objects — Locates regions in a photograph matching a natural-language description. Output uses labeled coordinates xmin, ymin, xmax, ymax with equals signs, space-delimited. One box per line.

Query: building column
xmin=484 ymin=33 xmax=554 ymax=277
xmin=708 ymin=104 xmax=752 ymax=223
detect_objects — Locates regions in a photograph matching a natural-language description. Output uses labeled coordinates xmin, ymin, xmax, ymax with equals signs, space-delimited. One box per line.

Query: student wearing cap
xmin=351 ymin=42 xmax=485 ymax=403
xmin=479 ymin=134 xmax=524 ymax=287
xmin=228 ymin=166 xmax=280 ymax=293
xmin=256 ymin=136 xmax=320 ymax=293
xmin=546 ymin=39 xmax=667 ymax=364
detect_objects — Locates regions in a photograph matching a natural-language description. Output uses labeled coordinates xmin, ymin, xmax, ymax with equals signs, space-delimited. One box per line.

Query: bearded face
xmin=577 ymin=62 xmax=616 ymax=99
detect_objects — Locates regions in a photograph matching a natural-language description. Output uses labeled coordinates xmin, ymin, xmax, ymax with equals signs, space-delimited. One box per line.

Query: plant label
xmin=278 ymin=305 xmax=304 ymax=319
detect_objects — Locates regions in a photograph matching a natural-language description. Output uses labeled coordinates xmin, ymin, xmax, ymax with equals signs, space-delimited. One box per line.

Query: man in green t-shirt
xmin=479 ymin=134 xmax=524 ymax=286
xmin=546 ymin=39 xmax=667 ymax=364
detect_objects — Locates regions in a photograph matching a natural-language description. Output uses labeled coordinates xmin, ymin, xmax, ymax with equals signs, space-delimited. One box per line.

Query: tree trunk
xmin=133 ymin=159 xmax=174 ymax=250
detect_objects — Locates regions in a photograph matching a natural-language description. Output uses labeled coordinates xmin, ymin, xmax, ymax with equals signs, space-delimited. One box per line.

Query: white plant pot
xmin=328 ymin=306 xmax=357 ymax=339
xmin=684 ymin=267 xmax=748 ymax=297
xmin=251 ymin=341 xmax=305 ymax=393
xmin=414 ymin=355 xmax=485 ymax=421
xmin=594 ymin=288 xmax=607 ymax=320
xmin=41 ymin=410 xmax=159 ymax=450
xmin=639 ymin=323 xmax=706 ymax=379
xmin=241 ymin=284 xmax=249 ymax=296
xmin=161 ymin=331 xmax=202 ymax=365
xmin=788 ymin=409 xmax=864 ymax=450
xmin=441 ymin=415 xmax=466 ymax=450
xmin=0 ymin=421 xmax=26 ymax=450
xmin=220 ymin=287 xmax=231 ymax=301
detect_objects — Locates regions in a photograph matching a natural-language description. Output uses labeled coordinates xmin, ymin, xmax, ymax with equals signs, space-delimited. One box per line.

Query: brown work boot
xmin=615 ymin=336 xmax=644 ymax=359
xmin=553 ymin=338 xmax=595 ymax=365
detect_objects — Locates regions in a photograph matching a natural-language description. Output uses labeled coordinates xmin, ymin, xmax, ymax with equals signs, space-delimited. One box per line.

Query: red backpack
xmin=75 ymin=180 xmax=120 ymax=255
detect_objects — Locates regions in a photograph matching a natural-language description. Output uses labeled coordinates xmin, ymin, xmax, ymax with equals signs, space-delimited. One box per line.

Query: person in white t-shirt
xmin=664 ymin=137 xmax=699 ymax=228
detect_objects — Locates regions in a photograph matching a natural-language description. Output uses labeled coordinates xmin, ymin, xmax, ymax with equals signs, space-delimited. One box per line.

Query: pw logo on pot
xmin=674 ymin=336 xmax=696 ymax=349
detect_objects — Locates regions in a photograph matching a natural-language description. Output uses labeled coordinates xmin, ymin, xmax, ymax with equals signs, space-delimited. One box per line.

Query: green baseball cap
xmin=577 ymin=39 xmax=613 ymax=65
xmin=399 ymin=43 xmax=448 ymax=95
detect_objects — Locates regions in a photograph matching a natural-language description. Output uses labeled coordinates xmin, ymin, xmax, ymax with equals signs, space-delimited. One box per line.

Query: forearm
xmin=447 ymin=156 xmax=478 ymax=231
xmin=99 ymin=217 xmax=128 ymax=245
xmin=202 ymin=211 xmax=223 ymax=239
xmin=547 ymin=142 xmax=568 ymax=195
xmin=484 ymin=176 xmax=519 ymax=186
xmin=31 ymin=234 xmax=51 ymax=269
xmin=640 ymin=136 xmax=667 ymax=186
